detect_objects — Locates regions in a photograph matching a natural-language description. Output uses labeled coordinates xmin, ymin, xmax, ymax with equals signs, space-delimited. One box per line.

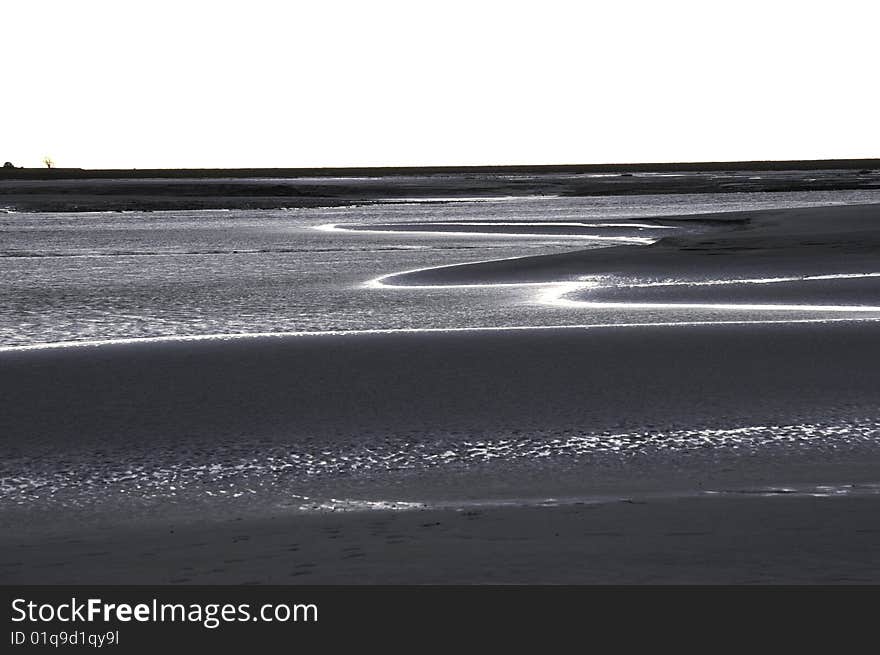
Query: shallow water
xmin=3 ymin=189 xmax=880 ymax=348
xmin=4 ymin=415 xmax=879 ymax=516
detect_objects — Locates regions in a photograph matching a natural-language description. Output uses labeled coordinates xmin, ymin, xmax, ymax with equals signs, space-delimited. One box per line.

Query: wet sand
xmin=386 ymin=204 xmax=880 ymax=286
xmin=3 ymin=495 xmax=879 ymax=584
xmin=2 ymin=321 xmax=880 ymax=583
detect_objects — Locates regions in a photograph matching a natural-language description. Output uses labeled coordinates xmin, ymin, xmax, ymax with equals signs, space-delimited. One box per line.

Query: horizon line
xmin=3 ymin=157 xmax=879 ymax=178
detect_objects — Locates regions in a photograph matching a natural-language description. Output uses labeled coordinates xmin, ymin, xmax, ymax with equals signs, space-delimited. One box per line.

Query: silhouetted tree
xmin=2 ymin=162 xmax=15 ymax=169
xmin=42 ymin=156 xmax=54 ymax=169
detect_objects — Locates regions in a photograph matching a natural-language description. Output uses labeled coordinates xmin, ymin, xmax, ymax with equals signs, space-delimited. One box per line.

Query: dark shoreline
xmin=3 ymin=157 xmax=880 ymax=179
xmin=2 ymin=161 xmax=879 ymax=212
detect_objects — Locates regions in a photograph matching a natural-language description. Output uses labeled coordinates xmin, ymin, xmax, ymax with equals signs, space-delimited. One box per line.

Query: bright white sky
xmin=3 ymin=0 xmax=878 ymax=169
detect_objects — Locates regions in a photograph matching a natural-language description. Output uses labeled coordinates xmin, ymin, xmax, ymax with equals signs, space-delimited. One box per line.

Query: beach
xmin=2 ymin=321 xmax=880 ymax=583
xmin=5 ymin=495 xmax=880 ymax=584
xmin=2 ymin=175 xmax=880 ymax=583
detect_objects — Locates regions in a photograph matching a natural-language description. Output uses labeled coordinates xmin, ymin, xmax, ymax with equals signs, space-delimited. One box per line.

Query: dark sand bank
xmin=387 ymin=204 xmax=880 ymax=287
xmin=3 ymin=324 xmax=880 ymax=451
xmin=2 ymin=166 xmax=879 ymax=212
xmin=3 ymin=324 xmax=880 ymax=461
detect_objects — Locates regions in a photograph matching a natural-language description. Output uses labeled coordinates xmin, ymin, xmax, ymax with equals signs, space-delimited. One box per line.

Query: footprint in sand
xmin=584 ymin=531 xmax=624 ymax=537
xmin=341 ymin=547 xmax=365 ymax=559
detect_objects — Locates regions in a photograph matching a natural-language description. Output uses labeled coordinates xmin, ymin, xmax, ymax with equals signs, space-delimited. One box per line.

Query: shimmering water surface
xmin=4 ymin=417 xmax=879 ymax=515
xmin=3 ymin=189 xmax=880 ymax=348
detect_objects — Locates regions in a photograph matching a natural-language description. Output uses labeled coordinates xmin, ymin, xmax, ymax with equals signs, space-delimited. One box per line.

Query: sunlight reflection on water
xmin=3 ymin=189 xmax=880 ymax=347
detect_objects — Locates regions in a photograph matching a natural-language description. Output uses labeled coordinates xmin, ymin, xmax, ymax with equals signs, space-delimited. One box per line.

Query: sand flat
xmin=3 ymin=494 xmax=879 ymax=584
xmin=384 ymin=203 xmax=880 ymax=286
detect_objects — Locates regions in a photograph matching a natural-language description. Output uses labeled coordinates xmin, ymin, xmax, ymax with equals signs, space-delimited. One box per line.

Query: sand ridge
xmin=362 ymin=204 xmax=880 ymax=314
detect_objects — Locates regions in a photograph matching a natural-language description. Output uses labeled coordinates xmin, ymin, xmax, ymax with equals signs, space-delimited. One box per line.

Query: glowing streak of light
xmin=365 ymin=257 xmax=880 ymax=313
xmin=4 ymin=317 xmax=880 ymax=354
xmin=314 ymin=223 xmax=656 ymax=244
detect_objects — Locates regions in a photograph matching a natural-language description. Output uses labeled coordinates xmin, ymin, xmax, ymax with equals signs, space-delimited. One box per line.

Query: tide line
xmin=315 ymin=223 xmax=656 ymax=244
xmin=3 ymin=317 xmax=880 ymax=354
xmin=365 ymin=256 xmax=880 ymax=313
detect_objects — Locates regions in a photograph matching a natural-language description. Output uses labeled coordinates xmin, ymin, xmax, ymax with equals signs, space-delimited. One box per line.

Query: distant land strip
xmin=2 ymin=158 xmax=879 ymax=180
